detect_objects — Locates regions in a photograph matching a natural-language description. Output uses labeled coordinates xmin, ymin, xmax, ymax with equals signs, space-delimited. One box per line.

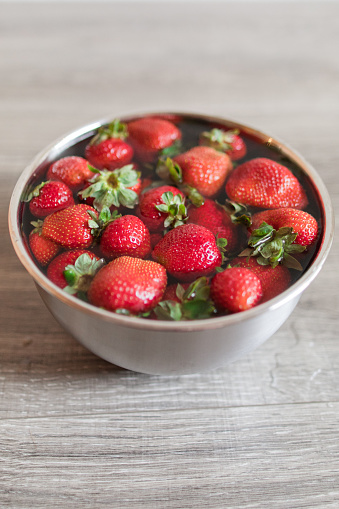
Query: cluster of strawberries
xmin=23 ymin=115 xmax=319 ymax=320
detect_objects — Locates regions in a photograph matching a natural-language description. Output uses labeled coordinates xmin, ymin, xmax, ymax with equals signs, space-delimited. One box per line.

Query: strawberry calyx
xmin=63 ymin=253 xmax=105 ymax=299
xmin=240 ymin=221 xmax=306 ymax=270
xmin=200 ymin=128 xmax=239 ymax=152
xmin=89 ymin=119 xmax=128 ymax=146
xmin=78 ymin=164 xmax=140 ymax=210
xmin=87 ymin=206 xmax=121 ymax=238
xmin=22 ymin=181 xmax=47 ymax=202
xmin=155 ymin=191 xmax=188 ymax=229
xmin=156 ymin=157 xmax=204 ymax=207
xmin=154 ymin=277 xmax=216 ymax=321
xmin=158 ymin=139 xmax=182 ymax=158
xmin=221 ymin=200 xmax=252 ymax=227
xmin=30 ymin=220 xmax=44 ymax=234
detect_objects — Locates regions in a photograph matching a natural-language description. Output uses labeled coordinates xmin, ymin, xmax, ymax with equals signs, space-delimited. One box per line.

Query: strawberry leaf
xmin=200 ymin=128 xmax=239 ymax=152
xmin=89 ymin=119 xmax=128 ymax=145
xmin=63 ymin=253 xmax=105 ymax=295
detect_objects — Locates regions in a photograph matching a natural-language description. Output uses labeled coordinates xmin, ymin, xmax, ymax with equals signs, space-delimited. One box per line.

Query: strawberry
xmin=24 ymin=180 xmax=74 ymax=218
xmin=78 ymin=165 xmax=141 ymax=211
xmin=46 ymin=156 xmax=93 ymax=190
xmin=128 ymin=116 xmax=181 ymax=162
xmin=137 ymin=185 xmax=187 ymax=233
xmin=29 ymin=220 xmax=60 ymax=266
xmin=152 ymin=223 xmax=223 ymax=282
xmin=99 ymin=214 xmax=151 ymax=260
xmin=187 ymin=199 xmax=239 ymax=253
xmin=200 ymin=128 xmax=247 ymax=161
xmin=225 ymin=157 xmax=308 ymax=209
xmin=88 ymin=256 xmax=167 ymax=314
xmin=250 ymin=208 xmax=318 ymax=246
xmin=174 ymin=146 xmax=232 ymax=197
xmin=47 ymin=249 xmax=102 ymax=290
xmin=211 ymin=267 xmax=263 ymax=313
xmin=42 ymin=204 xmax=97 ymax=248
xmin=155 ymin=277 xmax=216 ymax=320
xmin=85 ymin=119 xmax=134 ymax=170
xmin=230 ymin=256 xmax=291 ymax=303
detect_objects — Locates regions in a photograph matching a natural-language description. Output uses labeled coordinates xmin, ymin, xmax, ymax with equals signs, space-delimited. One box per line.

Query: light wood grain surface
xmin=1 ymin=2 xmax=339 ymax=507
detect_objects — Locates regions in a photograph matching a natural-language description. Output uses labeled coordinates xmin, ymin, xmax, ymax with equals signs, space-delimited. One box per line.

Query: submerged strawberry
xmin=25 ymin=180 xmax=74 ymax=218
xmin=226 ymin=157 xmax=308 ymax=209
xmin=85 ymin=119 xmax=134 ymax=170
xmin=78 ymin=165 xmax=141 ymax=211
xmin=47 ymin=156 xmax=93 ymax=190
xmin=128 ymin=116 xmax=181 ymax=162
xmin=137 ymin=185 xmax=186 ymax=232
xmin=47 ymin=249 xmax=102 ymax=292
xmin=152 ymin=223 xmax=223 ymax=282
xmin=200 ymin=128 xmax=247 ymax=160
xmin=42 ymin=204 xmax=97 ymax=248
xmin=88 ymin=256 xmax=167 ymax=314
xmin=211 ymin=267 xmax=263 ymax=313
xmin=230 ymin=256 xmax=291 ymax=303
xmin=174 ymin=146 xmax=232 ymax=197
xmin=99 ymin=214 xmax=151 ymax=260
xmin=29 ymin=220 xmax=60 ymax=266
xmin=250 ymin=208 xmax=318 ymax=246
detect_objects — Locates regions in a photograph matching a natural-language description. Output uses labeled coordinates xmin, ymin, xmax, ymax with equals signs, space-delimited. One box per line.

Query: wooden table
xmin=1 ymin=2 xmax=338 ymax=507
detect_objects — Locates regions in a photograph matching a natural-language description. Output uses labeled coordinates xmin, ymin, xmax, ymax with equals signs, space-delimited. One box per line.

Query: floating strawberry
xmin=78 ymin=165 xmax=141 ymax=211
xmin=211 ymin=267 xmax=263 ymax=313
xmin=47 ymin=250 xmax=102 ymax=292
xmin=128 ymin=116 xmax=182 ymax=162
xmin=230 ymin=256 xmax=291 ymax=303
xmin=137 ymin=185 xmax=187 ymax=232
xmin=85 ymin=119 xmax=134 ymax=170
xmin=42 ymin=204 xmax=97 ymax=248
xmin=99 ymin=214 xmax=151 ymax=260
xmin=174 ymin=146 xmax=232 ymax=197
xmin=155 ymin=277 xmax=216 ymax=320
xmin=200 ymin=128 xmax=247 ymax=160
xmin=152 ymin=223 xmax=224 ymax=282
xmin=250 ymin=208 xmax=318 ymax=246
xmin=88 ymin=256 xmax=167 ymax=314
xmin=46 ymin=156 xmax=93 ymax=190
xmin=24 ymin=180 xmax=74 ymax=218
xmin=187 ymin=199 xmax=239 ymax=253
xmin=225 ymin=157 xmax=308 ymax=209
xmin=29 ymin=220 xmax=60 ymax=266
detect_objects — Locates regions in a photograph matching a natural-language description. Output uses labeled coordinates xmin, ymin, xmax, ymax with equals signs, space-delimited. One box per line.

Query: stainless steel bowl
xmin=8 ymin=113 xmax=334 ymax=375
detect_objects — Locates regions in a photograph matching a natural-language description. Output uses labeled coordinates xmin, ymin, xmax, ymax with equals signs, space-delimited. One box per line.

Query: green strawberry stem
xmin=156 ymin=157 xmax=204 ymax=207
xmin=200 ymin=128 xmax=239 ymax=152
xmin=89 ymin=119 xmax=128 ymax=145
xmin=221 ymin=199 xmax=252 ymax=227
xmin=30 ymin=220 xmax=44 ymax=234
xmin=155 ymin=191 xmax=188 ymax=229
xmin=63 ymin=253 xmax=105 ymax=298
xmin=78 ymin=165 xmax=140 ymax=211
xmin=87 ymin=207 xmax=121 ymax=237
xmin=240 ymin=221 xmax=306 ymax=270
xmin=154 ymin=277 xmax=216 ymax=321
xmin=22 ymin=181 xmax=48 ymax=202
xmin=159 ymin=139 xmax=182 ymax=158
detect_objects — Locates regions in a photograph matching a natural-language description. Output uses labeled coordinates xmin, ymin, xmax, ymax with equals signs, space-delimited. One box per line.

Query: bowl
xmin=8 ymin=113 xmax=334 ymax=375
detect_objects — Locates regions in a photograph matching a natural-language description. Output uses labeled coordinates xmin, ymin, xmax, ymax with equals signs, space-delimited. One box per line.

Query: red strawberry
xmin=46 ymin=156 xmax=93 ymax=190
xmin=100 ymin=215 xmax=151 ymax=260
xmin=250 ymin=208 xmax=318 ymax=246
xmin=211 ymin=267 xmax=263 ymax=313
xmin=225 ymin=157 xmax=308 ymax=209
xmin=128 ymin=117 xmax=182 ymax=162
xmin=42 ymin=204 xmax=97 ymax=248
xmin=88 ymin=256 xmax=167 ymax=314
xmin=150 ymin=232 xmax=163 ymax=249
xmin=85 ymin=119 xmax=134 ymax=170
xmin=78 ymin=165 xmax=141 ymax=211
xmin=152 ymin=223 xmax=223 ymax=282
xmin=137 ymin=185 xmax=186 ymax=232
xmin=174 ymin=146 xmax=232 ymax=197
xmin=187 ymin=199 xmax=238 ymax=253
xmin=47 ymin=249 xmax=101 ymax=289
xmin=26 ymin=180 xmax=74 ymax=218
xmin=29 ymin=221 xmax=60 ymax=266
xmin=230 ymin=256 xmax=291 ymax=303
xmin=200 ymin=128 xmax=247 ymax=161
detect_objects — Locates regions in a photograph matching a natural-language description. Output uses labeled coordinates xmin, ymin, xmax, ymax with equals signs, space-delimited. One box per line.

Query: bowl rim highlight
xmin=8 ymin=112 xmax=334 ymax=332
